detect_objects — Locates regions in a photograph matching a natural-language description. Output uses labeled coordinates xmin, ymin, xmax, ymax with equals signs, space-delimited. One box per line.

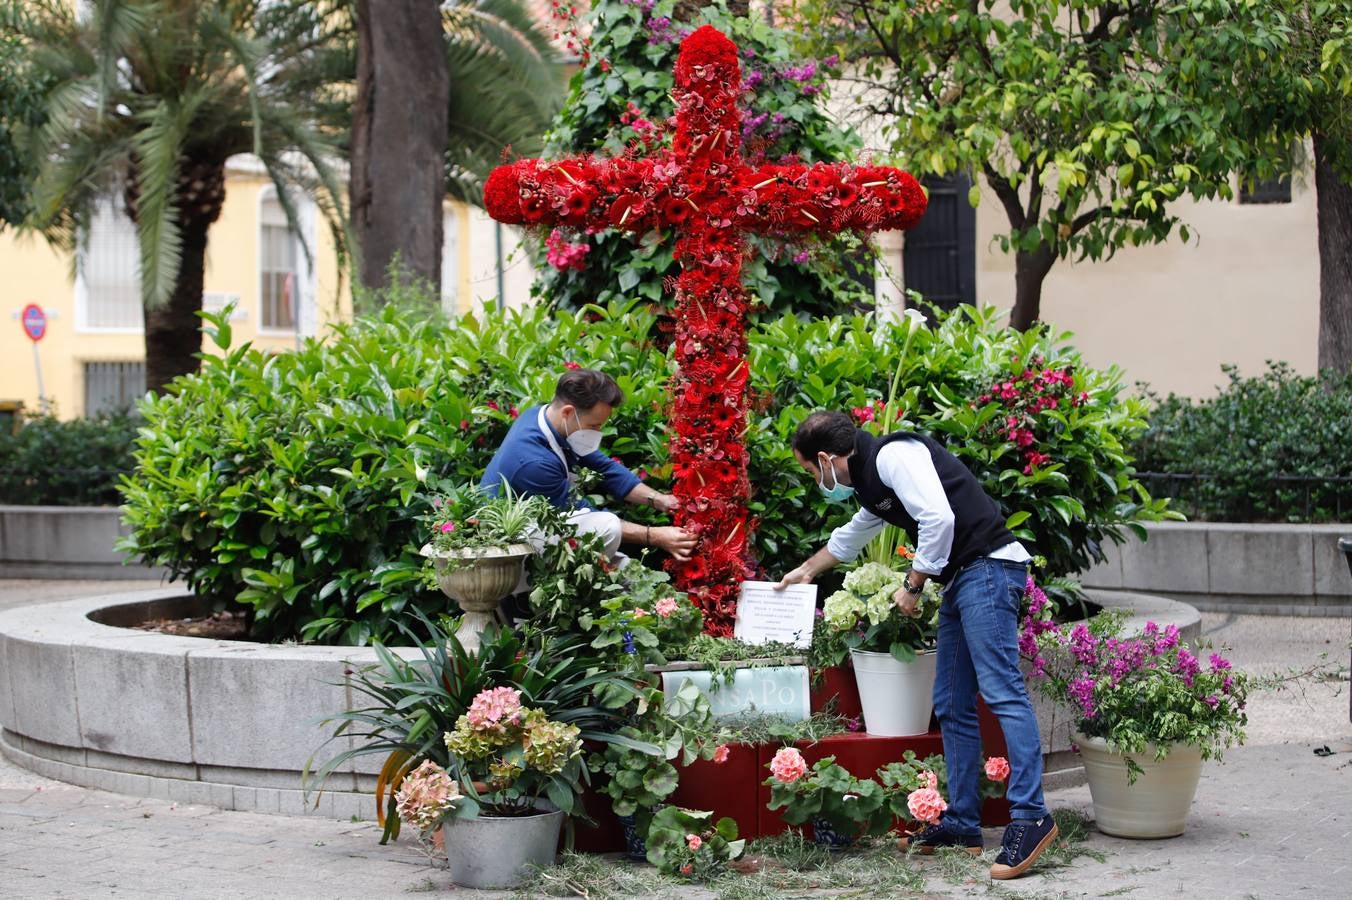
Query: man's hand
xmin=893 ymin=587 xmax=920 ymax=617
xmin=651 ymin=525 xmax=697 ymax=561
xmin=776 ymin=565 xmax=815 ymax=590
xmin=652 ymin=492 xmax=680 ymax=515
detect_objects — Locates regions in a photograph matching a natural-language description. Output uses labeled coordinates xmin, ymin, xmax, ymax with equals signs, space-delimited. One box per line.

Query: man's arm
xmin=622 ymin=481 xmax=679 ymax=514
xmin=577 ymin=450 xmax=643 ymax=504
xmin=777 ymin=508 xmax=884 ymax=587
xmin=875 ymin=441 xmax=955 ymax=612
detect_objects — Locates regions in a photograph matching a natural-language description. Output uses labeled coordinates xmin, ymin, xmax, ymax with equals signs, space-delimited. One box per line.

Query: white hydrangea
xmin=823 ymin=590 xmax=865 ymax=630
xmin=842 ymin=563 xmax=897 ymax=597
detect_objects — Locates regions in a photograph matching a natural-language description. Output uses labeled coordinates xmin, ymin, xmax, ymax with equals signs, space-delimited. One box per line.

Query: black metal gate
xmin=903 ymin=174 xmax=977 ymax=310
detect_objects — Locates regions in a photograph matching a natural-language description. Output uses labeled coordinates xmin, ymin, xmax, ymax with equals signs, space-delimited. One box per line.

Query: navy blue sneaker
xmin=897 ymin=822 xmax=983 ymax=856
xmin=990 ymin=815 xmax=1059 ymax=879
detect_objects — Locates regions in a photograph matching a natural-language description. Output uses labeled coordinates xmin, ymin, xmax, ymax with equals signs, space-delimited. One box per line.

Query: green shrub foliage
xmin=0 ymin=413 xmax=139 ymax=505
xmin=532 ymin=0 xmax=874 ymax=318
xmin=120 ymin=299 xmax=1169 ymax=644
xmin=1131 ymin=363 xmax=1352 ymax=522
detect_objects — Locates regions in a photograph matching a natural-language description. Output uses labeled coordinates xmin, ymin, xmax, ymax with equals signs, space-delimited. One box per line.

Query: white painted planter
xmin=849 ymin=648 xmax=937 ymax=737
xmin=1074 ymin=732 xmax=1203 ymax=838
xmin=441 ymin=807 xmax=565 ymax=888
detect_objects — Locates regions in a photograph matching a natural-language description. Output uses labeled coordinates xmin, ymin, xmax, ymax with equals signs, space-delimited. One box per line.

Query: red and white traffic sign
xmin=21 ymin=303 xmax=46 ymax=342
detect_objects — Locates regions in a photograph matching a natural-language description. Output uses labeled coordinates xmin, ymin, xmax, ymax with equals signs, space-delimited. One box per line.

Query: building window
xmin=259 ymin=194 xmax=298 ymax=331
xmin=1240 ymin=175 xmax=1291 ymax=205
xmin=79 ymin=198 xmax=143 ymax=330
xmin=84 ymin=361 xmax=145 ymax=416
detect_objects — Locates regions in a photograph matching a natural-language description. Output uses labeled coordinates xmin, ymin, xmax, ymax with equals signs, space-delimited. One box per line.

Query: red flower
xmin=663 ymin=196 xmax=693 ymax=225
xmin=565 ymin=361 xmax=581 ymax=370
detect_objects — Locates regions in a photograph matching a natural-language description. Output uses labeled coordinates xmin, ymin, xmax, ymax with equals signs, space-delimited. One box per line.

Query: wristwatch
xmin=901 ymin=576 xmax=923 ymax=596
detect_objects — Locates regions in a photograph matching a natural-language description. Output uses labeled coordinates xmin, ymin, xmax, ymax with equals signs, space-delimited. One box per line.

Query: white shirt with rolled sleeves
xmin=825 ymin=440 xmax=1031 ymax=576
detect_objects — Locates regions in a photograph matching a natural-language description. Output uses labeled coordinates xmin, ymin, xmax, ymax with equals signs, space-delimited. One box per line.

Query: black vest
xmin=846 ymin=430 xmax=1017 ymax=584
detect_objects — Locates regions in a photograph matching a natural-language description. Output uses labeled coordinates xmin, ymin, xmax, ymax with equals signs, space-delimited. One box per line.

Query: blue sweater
xmin=479 ymin=404 xmax=641 ymax=510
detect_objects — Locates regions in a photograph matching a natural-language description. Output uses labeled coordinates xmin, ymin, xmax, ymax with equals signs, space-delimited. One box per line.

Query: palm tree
xmin=10 ymin=0 xmax=351 ymax=394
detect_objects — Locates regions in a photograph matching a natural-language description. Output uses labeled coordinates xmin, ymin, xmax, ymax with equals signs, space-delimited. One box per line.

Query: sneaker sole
xmin=989 ymin=822 xmax=1059 ymax=880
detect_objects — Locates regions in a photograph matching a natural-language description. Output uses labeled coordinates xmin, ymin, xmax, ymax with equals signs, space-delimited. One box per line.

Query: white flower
xmin=903 ymin=308 xmax=928 ymax=328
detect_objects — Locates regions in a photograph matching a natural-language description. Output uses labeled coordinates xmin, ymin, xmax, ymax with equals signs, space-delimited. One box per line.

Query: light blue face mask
xmin=816 ymin=454 xmax=855 ymax=503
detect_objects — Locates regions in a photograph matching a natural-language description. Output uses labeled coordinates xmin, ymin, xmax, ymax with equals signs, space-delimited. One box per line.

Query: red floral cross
xmin=485 ymin=26 xmax=927 ymax=635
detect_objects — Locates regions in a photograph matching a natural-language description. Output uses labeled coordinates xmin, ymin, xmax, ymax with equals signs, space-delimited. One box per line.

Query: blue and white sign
xmin=661 ymin=665 xmax=811 ymax=722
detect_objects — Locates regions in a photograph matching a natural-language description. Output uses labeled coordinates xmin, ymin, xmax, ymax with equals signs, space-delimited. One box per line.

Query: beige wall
xmin=971 ymin=160 xmax=1320 ymax=399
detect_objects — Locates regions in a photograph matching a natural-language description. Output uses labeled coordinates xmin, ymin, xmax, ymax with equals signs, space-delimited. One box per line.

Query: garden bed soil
xmin=132 ymin=608 xmax=251 ymax=639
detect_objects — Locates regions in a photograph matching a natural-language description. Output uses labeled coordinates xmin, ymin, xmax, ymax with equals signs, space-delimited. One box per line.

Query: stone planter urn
xmin=420 ymin=543 xmax=535 ymax=652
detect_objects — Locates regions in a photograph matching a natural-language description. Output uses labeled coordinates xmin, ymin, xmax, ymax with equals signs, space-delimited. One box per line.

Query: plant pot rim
xmin=1071 ymin=730 xmax=1204 ymax=759
xmin=420 ymin=542 xmax=536 ymax=560
xmin=447 ymin=806 xmax=565 ymax=824
xmin=849 ymin=647 xmax=936 ymax=658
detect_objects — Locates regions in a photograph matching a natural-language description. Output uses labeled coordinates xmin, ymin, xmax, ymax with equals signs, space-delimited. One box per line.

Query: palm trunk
xmin=133 ymin=158 xmax=226 ymax=395
xmin=351 ymin=0 xmax=449 ymax=296
xmin=143 ymin=213 xmax=210 ymax=394
xmin=1315 ymin=131 xmax=1352 ymax=377
xmin=1011 ymin=244 xmax=1054 ymax=332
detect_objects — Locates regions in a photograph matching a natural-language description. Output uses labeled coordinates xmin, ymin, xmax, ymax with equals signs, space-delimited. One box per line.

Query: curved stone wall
xmin=0 ymin=587 xmax=1199 ymax=815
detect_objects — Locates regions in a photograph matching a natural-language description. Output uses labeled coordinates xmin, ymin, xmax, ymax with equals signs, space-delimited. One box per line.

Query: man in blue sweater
xmin=481 ymin=369 xmax=696 ymax=561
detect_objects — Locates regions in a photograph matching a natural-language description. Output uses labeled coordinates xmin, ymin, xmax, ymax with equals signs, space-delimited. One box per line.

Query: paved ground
xmin=1 ymin=579 xmax=1348 ymax=899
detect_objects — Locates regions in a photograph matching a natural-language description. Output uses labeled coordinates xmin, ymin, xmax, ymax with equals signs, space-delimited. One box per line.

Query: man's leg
xmin=933 ymin=570 xmax=985 ymax=840
xmin=954 ymin=558 xmax=1056 ymax=879
xmin=566 ymin=509 xmax=628 ymax=563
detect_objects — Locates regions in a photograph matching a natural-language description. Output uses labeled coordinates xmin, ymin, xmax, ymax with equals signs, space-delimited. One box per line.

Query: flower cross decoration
xmin=485 ymin=26 xmax=928 ymax=634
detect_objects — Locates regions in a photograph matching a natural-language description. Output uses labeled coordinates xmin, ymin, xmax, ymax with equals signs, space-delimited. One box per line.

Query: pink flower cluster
xmin=906 ymin=786 xmax=947 ymax=825
xmin=984 ymin=756 xmax=1010 ymax=782
xmin=545 ymin=228 xmax=589 ymax=271
xmin=769 ymin=747 xmax=808 ymax=783
xmin=974 ymin=355 xmax=1090 ymax=475
xmin=712 ymin=744 xmax=731 ymax=764
xmin=466 ymin=687 xmax=523 ymax=733
xmin=686 ymin=833 xmax=703 ymax=850
xmin=655 ymin=597 xmax=680 ymax=618
xmin=851 ymin=399 xmax=886 ymax=425
xmin=394 ymin=759 xmax=461 ymax=833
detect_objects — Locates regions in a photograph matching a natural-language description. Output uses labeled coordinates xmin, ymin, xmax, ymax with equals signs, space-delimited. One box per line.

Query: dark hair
xmin=792 ymin=410 xmax=857 ymax=458
xmin=554 ymin=369 xmax=624 ymax=411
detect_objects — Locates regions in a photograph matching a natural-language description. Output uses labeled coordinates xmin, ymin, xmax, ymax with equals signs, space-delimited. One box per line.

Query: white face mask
xmin=566 ymin=410 xmax=603 ymax=456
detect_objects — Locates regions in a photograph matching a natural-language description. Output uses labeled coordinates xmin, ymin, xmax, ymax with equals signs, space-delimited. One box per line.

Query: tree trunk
xmin=132 ymin=158 xmax=226 ymax=395
xmin=1010 ymin=245 xmax=1055 ymax=332
xmin=351 ymin=0 xmax=449 ymax=296
xmin=1314 ymin=131 xmax=1352 ymax=377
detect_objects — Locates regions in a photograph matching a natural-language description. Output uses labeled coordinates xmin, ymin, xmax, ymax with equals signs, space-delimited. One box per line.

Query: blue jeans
xmin=933 ymin=557 xmax=1048 ymax=835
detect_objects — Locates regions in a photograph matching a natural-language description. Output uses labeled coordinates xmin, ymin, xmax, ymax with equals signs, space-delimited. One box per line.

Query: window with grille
xmin=259 ymin=195 xmax=298 ymax=331
xmin=1239 ymin=176 xmax=1292 ymax=205
xmin=79 ymin=199 xmax=143 ymax=330
xmin=84 ymin=361 xmax=145 ymax=416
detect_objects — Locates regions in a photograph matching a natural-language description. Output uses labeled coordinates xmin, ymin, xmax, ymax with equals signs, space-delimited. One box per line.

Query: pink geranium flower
xmin=632 ymin=608 xmax=649 ymax=618
xmin=907 ymin=787 xmax=947 ymax=825
xmin=655 ymin=597 xmax=679 ymax=618
xmin=686 ymin=833 xmax=702 ymax=850
xmin=712 ymin=744 xmax=731 ymax=764
xmin=440 ymin=521 xmax=455 ymax=533
xmin=984 ymin=757 xmax=1010 ymax=782
xmin=769 ymin=747 xmax=808 ymax=783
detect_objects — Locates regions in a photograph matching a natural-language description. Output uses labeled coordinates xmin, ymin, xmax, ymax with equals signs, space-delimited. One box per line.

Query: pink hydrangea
xmin=466 ymin=687 xmax=523 ymax=732
xmin=394 ymin=759 xmax=461 ymax=832
xmin=769 ymin=747 xmax=808 ymax=783
xmin=686 ymin=833 xmax=703 ymax=850
xmin=655 ymin=597 xmax=679 ymax=618
xmin=907 ymin=787 xmax=947 ymax=825
xmin=984 ymin=756 xmax=1010 ymax=782
xmin=712 ymin=744 xmax=731 ymax=764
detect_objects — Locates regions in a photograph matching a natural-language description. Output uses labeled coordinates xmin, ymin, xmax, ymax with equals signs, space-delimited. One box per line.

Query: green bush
xmin=0 ymin=413 xmax=139 ymax=505
xmin=532 ymin=0 xmax=875 ymax=319
xmin=120 ymin=298 xmax=1168 ymax=644
xmin=1131 ymin=363 xmax=1352 ymax=522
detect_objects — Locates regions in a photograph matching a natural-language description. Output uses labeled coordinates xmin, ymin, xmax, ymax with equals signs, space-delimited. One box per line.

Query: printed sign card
xmin=733 ymin=580 xmax=817 ymax=649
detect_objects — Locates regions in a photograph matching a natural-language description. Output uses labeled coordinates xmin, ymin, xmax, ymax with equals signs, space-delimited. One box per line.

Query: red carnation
xmin=483 ymin=166 xmax=524 ymax=223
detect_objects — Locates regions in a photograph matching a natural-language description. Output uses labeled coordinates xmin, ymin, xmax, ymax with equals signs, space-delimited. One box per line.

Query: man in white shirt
xmin=777 ymin=410 xmax=1057 ymax=880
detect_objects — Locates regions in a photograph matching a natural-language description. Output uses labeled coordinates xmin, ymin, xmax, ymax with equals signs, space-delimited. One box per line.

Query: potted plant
xmin=878 ymin=750 xmax=1009 ymax=846
xmin=588 ymin=681 xmax=725 ymax=860
xmin=821 ymin=557 xmax=942 ymax=735
xmin=305 ymin=617 xmax=658 ymax=887
xmin=643 ymin=806 xmax=746 ymax=880
xmin=420 ymin=484 xmax=551 ymax=651
xmin=764 ymin=748 xmax=889 ymax=848
xmin=1022 ymin=607 xmax=1249 ymax=838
